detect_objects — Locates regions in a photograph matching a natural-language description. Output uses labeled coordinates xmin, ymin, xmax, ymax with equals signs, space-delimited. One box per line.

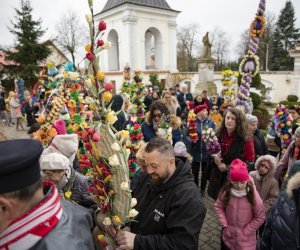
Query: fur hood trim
xmin=287 ymin=172 xmax=300 ymax=198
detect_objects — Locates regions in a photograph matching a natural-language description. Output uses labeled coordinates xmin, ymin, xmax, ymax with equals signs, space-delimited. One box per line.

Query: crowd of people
xmin=1 ymin=82 xmax=300 ymax=250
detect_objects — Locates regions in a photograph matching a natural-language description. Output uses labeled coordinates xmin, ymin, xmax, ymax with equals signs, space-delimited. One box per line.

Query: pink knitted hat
xmin=229 ymin=159 xmax=249 ymax=182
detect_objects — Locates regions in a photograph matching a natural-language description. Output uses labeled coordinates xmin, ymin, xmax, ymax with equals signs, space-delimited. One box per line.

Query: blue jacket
xmin=186 ymin=117 xmax=215 ymax=162
xmin=141 ymin=122 xmax=182 ymax=145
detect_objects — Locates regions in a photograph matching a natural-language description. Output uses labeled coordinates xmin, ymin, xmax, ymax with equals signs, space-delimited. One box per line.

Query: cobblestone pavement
xmin=0 ymin=124 xmax=222 ymax=250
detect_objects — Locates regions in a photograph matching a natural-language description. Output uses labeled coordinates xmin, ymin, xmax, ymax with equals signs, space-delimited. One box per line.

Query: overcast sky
xmin=1 ymin=0 xmax=299 ymax=61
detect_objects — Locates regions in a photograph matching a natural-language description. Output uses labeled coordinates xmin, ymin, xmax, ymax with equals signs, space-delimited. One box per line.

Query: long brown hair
xmin=219 ymin=179 xmax=256 ymax=207
xmin=216 ymin=108 xmax=247 ymax=139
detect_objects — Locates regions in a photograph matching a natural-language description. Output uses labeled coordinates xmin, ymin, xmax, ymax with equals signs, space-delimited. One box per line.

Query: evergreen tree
xmin=5 ymin=0 xmax=51 ymax=88
xmin=269 ymin=0 xmax=300 ymax=70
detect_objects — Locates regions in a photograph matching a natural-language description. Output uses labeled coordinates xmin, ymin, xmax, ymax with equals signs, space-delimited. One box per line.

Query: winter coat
xmin=178 ymin=92 xmax=193 ymax=111
xmin=23 ymin=102 xmax=36 ymax=127
xmin=253 ymin=130 xmax=269 ymax=160
xmin=141 ymin=121 xmax=182 ymax=145
xmin=30 ymin=199 xmax=94 ymax=250
xmin=259 ymin=172 xmax=300 ymax=250
xmin=62 ymin=170 xmax=96 ymax=214
xmin=215 ymin=188 xmax=265 ymax=250
xmin=250 ymin=155 xmax=279 ymax=215
xmin=186 ymin=117 xmax=215 ymax=162
xmin=207 ymin=135 xmax=245 ymax=200
xmin=9 ymin=98 xmax=22 ymax=118
xmin=0 ymin=95 xmax=5 ymax=111
xmin=274 ymin=141 xmax=297 ymax=184
xmin=131 ymin=159 xmax=207 ymax=250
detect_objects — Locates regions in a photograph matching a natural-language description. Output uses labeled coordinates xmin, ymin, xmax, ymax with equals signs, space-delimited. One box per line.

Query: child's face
xmin=257 ymin=161 xmax=270 ymax=176
xmin=231 ymin=181 xmax=247 ymax=191
xmin=212 ymin=108 xmax=218 ymax=114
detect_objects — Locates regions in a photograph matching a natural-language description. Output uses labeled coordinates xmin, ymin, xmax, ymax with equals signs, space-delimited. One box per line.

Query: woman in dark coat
xmin=185 ymin=104 xmax=215 ymax=196
xmin=207 ymin=108 xmax=252 ymax=200
xmin=141 ymin=101 xmax=182 ymax=145
xmin=259 ymin=160 xmax=300 ymax=249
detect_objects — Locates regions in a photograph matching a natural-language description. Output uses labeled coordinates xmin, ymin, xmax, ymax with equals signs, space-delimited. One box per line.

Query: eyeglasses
xmin=153 ymin=113 xmax=162 ymax=118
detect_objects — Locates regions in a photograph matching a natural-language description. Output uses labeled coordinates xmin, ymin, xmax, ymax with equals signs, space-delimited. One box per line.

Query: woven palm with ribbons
xmin=33 ymin=0 xmax=137 ymax=248
xmin=235 ymin=0 xmax=266 ymax=113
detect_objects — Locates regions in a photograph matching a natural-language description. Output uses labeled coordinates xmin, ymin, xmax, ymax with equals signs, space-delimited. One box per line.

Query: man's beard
xmin=150 ymin=170 xmax=170 ymax=185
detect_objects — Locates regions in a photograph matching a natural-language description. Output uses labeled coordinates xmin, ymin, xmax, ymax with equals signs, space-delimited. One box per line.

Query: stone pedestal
xmin=195 ymin=58 xmax=217 ymax=96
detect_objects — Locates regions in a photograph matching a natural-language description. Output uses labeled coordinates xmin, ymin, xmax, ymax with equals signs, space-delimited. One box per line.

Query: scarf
xmin=0 ymin=181 xmax=62 ymax=250
xmin=230 ymin=188 xmax=247 ymax=197
xmin=221 ymin=131 xmax=237 ymax=156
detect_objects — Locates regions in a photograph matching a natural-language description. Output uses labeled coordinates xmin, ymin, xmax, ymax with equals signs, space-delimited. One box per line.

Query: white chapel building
xmin=94 ymin=0 xmax=179 ymax=91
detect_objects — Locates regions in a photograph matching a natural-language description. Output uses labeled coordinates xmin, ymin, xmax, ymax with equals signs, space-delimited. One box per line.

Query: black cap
xmin=0 ymin=139 xmax=43 ymax=194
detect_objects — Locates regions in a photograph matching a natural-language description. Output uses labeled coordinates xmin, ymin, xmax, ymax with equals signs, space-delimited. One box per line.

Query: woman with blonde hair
xmin=162 ymin=90 xmax=181 ymax=117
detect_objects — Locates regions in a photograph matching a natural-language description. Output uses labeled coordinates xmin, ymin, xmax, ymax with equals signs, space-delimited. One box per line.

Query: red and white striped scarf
xmin=0 ymin=181 xmax=62 ymax=250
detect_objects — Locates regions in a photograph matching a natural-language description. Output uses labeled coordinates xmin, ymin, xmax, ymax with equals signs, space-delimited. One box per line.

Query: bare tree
xmin=54 ymin=11 xmax=86 ymax=65
xmin=177 ymin=23 xmax=201 ymax=71
xmin=236 ymin=29 xmax=249 ymax=60
xmin=209 ymin=26 xmax=230 ymax=69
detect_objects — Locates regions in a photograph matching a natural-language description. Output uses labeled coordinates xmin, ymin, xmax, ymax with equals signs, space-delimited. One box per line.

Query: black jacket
xmin=110 ymin=94 xmax=127 ymax=131
xmin=254 ymin=130 xmax=268 ymax=160
xmin=207 ymin=134 xmax=245 ymax=200
xmin=259 ymin=173 xmax=300 ymax=250
xmin=131 ymin=159 xmax=206 ymax=250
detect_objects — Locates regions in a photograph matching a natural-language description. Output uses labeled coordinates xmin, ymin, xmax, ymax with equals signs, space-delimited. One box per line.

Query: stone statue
xmin=202 ymin=32 xmax=212 ymax=60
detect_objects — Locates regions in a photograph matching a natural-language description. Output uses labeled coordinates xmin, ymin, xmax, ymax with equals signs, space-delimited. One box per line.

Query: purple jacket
xmin=214 ymin=188 xmax=265 ymax=250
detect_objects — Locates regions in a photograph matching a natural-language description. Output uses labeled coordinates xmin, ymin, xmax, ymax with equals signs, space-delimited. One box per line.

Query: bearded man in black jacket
xmin=116 ymin=138 xmax=206 ymax=250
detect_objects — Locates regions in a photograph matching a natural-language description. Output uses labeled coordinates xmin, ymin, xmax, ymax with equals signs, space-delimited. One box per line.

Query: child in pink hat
xmin=214 ymin=159 xmax=265 ymax=250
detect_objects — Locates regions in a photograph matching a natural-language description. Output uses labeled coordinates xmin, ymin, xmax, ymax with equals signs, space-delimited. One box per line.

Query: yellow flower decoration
xmin=120 ymin=130 xmax=129 ymax=139
xmin=73 ymin=123 xmax=80 ymax=132
xmin=36 ymin=114 xmax=45 ymax=123
xmin=96 ymin=71 xmax=105 ymax=81
xmin=112 ymin=215 xmax=122 ymax=225
xmin=89 ymin=104 xmax=97 ymax=111
xmin=85 ymin=44 xmax=92 ymax=52
xmin=283 ymin=134 xmax=289 ymax=140
xmin=68 ymin=99 xmax=76 ymax=109
xmin=64 ymin=191 xmax=72 ymax=199
xmin=80 ymin=122 xmax=88 ymax=129
xmin=46 ymin=61 xmax=55 ymax=69
xmin=97 ymin=234 xmax=105 ymax=241
xmin=103 ymin=91 xmax=112 ymax=103
xmin=48 ymin=128 xmax=58 ymax=137
xmin=106 ymin=111 xmax=118 ymax=124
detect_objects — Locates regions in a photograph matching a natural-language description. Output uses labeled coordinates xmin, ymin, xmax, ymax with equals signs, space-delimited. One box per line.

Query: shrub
xmin=287 ymin=95 xmax=298 ymax=102
xmin=253 ymin=109 xmax=271 ymax=130
xmin=250 ymin=92 xmax=261 ymax=109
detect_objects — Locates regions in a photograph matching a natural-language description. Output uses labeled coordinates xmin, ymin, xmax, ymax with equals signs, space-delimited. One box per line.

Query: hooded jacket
xmin=250 ymin=155 xmax=279 ymax=215
xmin=259 ymin=172 xmax=300 ymax=250
xmin=131 ymin=159 xmax=206 ymax=250
xmin=214 ymin=186 xmax=265 ymax=250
